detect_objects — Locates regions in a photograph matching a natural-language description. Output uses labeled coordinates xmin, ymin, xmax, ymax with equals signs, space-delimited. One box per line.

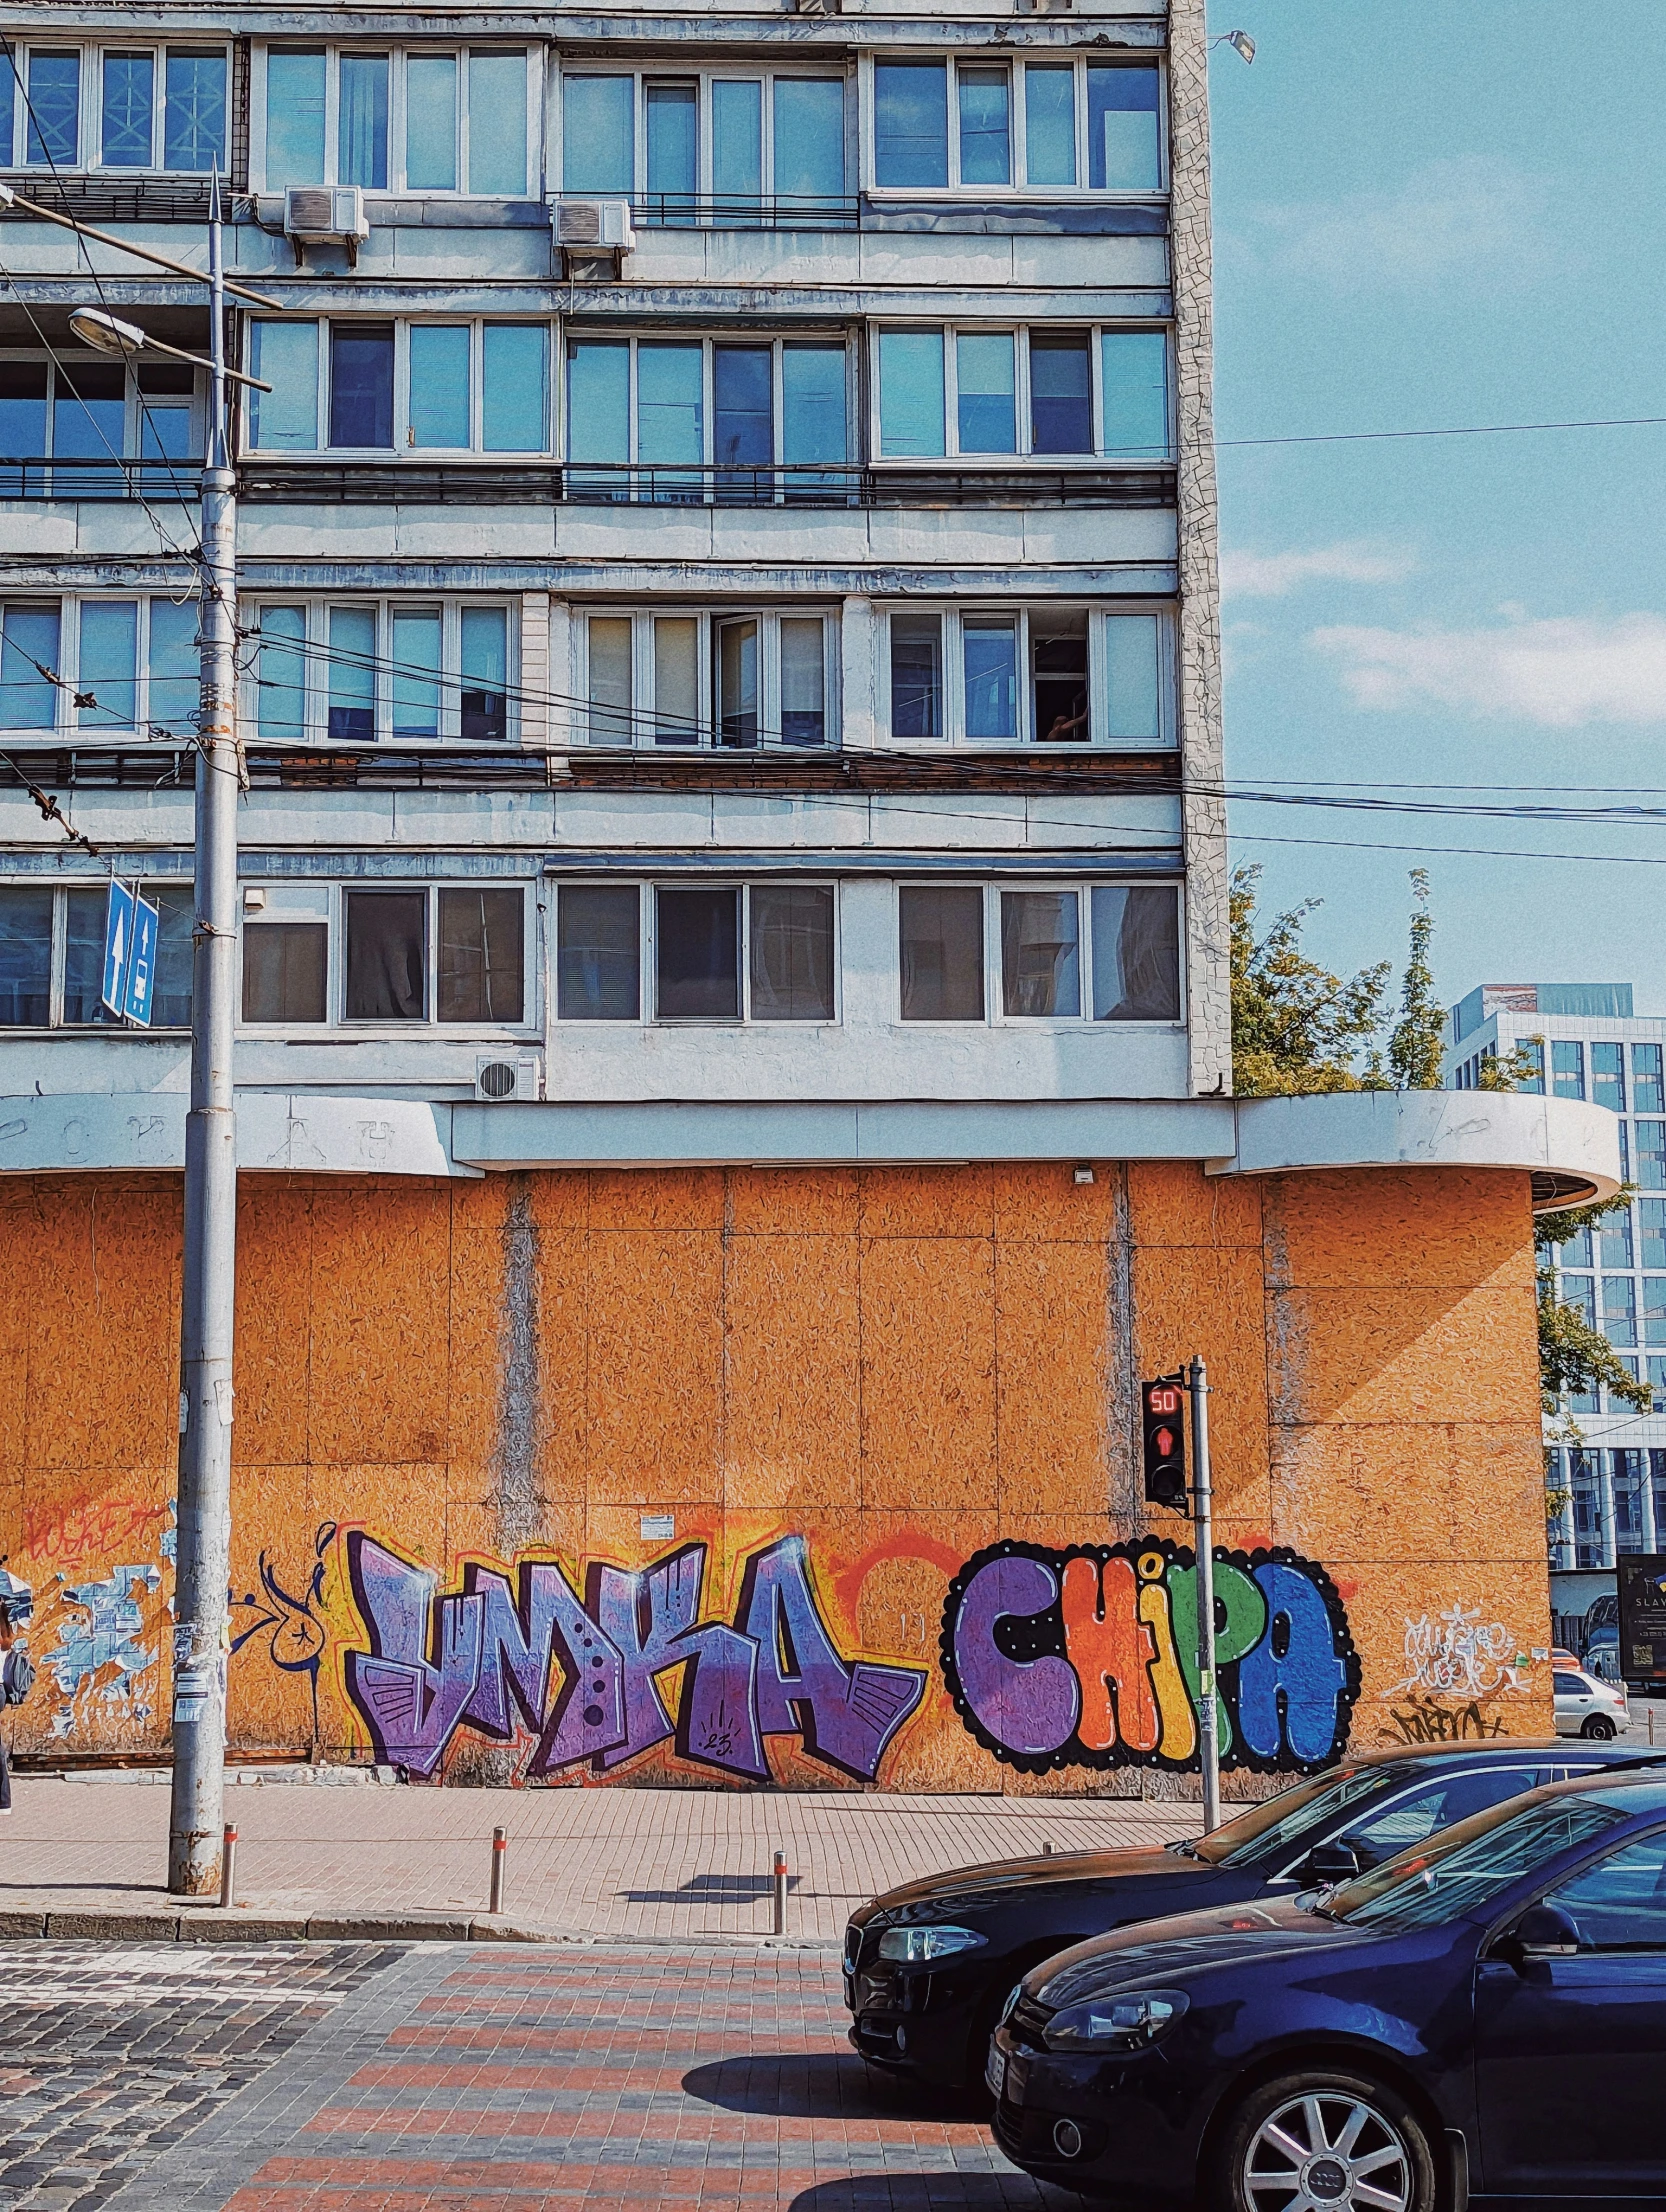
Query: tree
xmin=1229 ymin=866 xmax=1391 ymax=1096
xmin=1533 ymin=1187 xmax=1653 ymax=1415
xmin=1386 ymin=868 xmax=1446 ymax=1090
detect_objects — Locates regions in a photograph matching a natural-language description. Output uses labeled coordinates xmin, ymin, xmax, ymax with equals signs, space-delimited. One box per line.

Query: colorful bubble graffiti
xmin=343 ymin=1530 xmax=928 ymax=1785
xmin=941 ymin=1539 xmax=1360 ymax=1775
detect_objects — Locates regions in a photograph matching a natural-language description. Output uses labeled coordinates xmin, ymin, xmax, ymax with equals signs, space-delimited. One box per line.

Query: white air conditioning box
xmin=474 ymin=1053 xmax=543 ymax=1103
xmin=284 ymin=186 xmax=372 ymax=248
xmin=553 ymin=197 xmax=636 ymax=252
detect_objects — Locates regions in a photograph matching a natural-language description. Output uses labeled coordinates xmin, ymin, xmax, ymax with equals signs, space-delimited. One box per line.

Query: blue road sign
xmin=124 ymin=890 xmax=159 ymax=1026
xmin=101 ymin=880 xmax=134 ymax=1017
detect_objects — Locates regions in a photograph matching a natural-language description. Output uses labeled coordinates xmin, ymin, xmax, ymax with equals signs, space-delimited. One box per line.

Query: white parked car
xmin=1553 ymin=1664 xmax=1630 ymax=1738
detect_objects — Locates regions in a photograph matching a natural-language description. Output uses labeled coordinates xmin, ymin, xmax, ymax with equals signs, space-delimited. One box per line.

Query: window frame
xmin=243 ymin=317 xmax=555 ymax=458
xmin=242 ymin=595 xmax=519 ymax=748
xmin=0 ymin=41 xmax=234 ymax=175
xmin=0 ymin=591 xmax=209 ymax=741
xmin=0 ymin=349 xmax=205 ymax=467
xmin=0 ymin=878 xmax=193 ymax=1030
xmin=549 ymin=879 xmax=843 ymax=1027
xmin=895 ymin=878 xmax=1186 ymax=1028
xmin=574 ymin=604 xmax=839 ymax=753
xmin=869 ymin=320 xmax=1173 ymax=466
xmin=879 ymin=601 xmax=1175 ymax=751
xmin=560 ymin=330 xmax=853 ymax=477
xmin=556 ymin=65 xmax=851 ymax=212
xmin=252 ymin=43 xmax=538 ymax=196
xmin=863 ymin=52 xmax=1167 ymax=198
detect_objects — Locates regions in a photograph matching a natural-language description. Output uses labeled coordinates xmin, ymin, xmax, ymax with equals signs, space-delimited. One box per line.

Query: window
xmin=1552 ymin=1040 xmax=1585 ymax=1100
xmin=329 ymin=323 xmax=393 ymax=447
xmin=1593 ymin=1041 xmax=1626 ymax=1113
xmin=1642 ymin=1278 xmax=1666 ymax=1346
xmin=1090 ymin=886 xmax=1181 ymax=1020
xmin=0 ymin=44 xmax=228 ymax=172
xmin=900 ymin=887 xmax=984 ymax=1021
xmin=578 ymin=608 xmax=837 ymax=750
xmin=1002 ymin=891 xmax=1079 ymax=1017
xmin=243 ymin=885 xmax=527 ymax=1027
xmin=242 ymin=923 xmax=327 ymax=1023
xmin=0 ymin=356 xmax=202 ymax=483
xmin=901 ymin=882 xmax=1181 ymax=1026
xmin=874 ymin=324 xmax=1170 ymax=462
xmin=562 ymin=71 xmax=846 ymax=217
xmin=247 ymin=320 xmax=551 ymax=455
xmin=1341 ymin=1769 xmax=1552 ymax=1863
xmin=27 ymin=50 xmax=81 ymax=165
xmin=438 ymin=889 xmax=524 ymax=1021
xmin=871 ymin=58 xmax=1162 ymax=193
xmin=261 ymin=47 xmax=530 ymax=194
xmin=1642 ymin=1200 xmax=1666 ymax=1271
xmin=564 ymin=335 xmax=847 ymax=491
xmin=0 ymin=881 xmax=191 ymax=1027
xmin=1543 ymin=1832 xmax=1666 ymax=1950
xmin=0 ymin=596 xmax=200 ymax=739
xmin=884 ymin=606 xmax=1173 ymax=748
xmin=558 ymin=885 xmax=640 ymax=1020
xmin=1602 ymin=1276 xmax=1637 ymax=1348
xmin=1601 ymin=1211 xmax=1635 ymax=1270
xmin=1635 ymin=1043 xmax=1665 ymax=1114
xmin=1517 ymin=1038 xmax=1545 ymax=1094
xmin=1637 ymin=1121 xmax=1666 ymax=1192
xmin=249 ymin=599 xmax=514 ymax=746
xmin=555 ymin=882 xmax=836 ymax=1024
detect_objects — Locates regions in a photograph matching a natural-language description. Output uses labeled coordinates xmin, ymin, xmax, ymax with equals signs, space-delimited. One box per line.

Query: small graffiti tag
xmin=343 ymin=1530 xmax=928 ymax=1784
xmin=1389 ymin=1605 xmax=1528 ymax=1700
xmin=1378 ymin=1694 xmax=1505 ymax=1746
xmin=231 ymin=1521 xmax=337 ymax=1745
xmin=940 ymin=1538 xmax=1359 ymax=1776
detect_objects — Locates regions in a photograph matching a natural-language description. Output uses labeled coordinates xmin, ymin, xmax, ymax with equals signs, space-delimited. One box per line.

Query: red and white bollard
xmin=489 ymin=1824 xmax=507 ymax=1914
xmin=772 ymin=1848 xmax=789 ymax=1935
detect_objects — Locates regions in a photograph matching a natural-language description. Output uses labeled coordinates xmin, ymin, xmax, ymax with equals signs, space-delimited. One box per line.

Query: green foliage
xmin=1532 ymin=1183 xmax=1652 ymax=1413
xmin=1386 ymin=869 xmax=1447 ymax=1091
xmin=1229 ymin=866 xmax=1391 ymax=1097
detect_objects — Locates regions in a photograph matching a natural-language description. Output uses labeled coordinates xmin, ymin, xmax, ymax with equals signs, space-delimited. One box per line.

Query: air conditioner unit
xmin=474 ymin=1053 xmax=543 ymax=1103
xmin=284 ymin=186 xmax=372 ymax=266
xmin=554 ymin=197 xmax=636 ymax=251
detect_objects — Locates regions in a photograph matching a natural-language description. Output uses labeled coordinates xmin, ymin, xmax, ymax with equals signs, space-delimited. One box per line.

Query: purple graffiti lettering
xmin=590 ymin=1545 xmax=707 ymax=1772
xmin=461 ymin=1560 xmax=593 ymax=1741
xmin=677 ymin=1621 xmax=767 ymax=1780
xmin=344 ymin=1535 xmax=484 ymax=1777
xmin=949 ymin=1552 xmax=1079 ymax=1758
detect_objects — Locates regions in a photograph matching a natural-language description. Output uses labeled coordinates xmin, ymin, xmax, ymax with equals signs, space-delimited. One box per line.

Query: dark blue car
xmin=988 ymin=1772 xmax=1666 ymax=2210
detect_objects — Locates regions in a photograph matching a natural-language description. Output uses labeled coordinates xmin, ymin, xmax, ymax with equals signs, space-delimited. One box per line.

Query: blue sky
xmin=1207 ymin=0 xmax=1666 ymax=1010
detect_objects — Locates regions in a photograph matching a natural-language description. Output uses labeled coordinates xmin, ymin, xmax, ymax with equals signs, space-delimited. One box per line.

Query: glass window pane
xmin=1104 ymin=613 xmax=1163 ymax=741
xmin=242 ymin=922 xmax=327 ymax=1023
xmin=1002 ymin=891 xmax=1081 ymax=1017
xmin=773 ymin=78 xmax=844 ymax=203
xmin=1634 ymin=1043 xmax=1665 ymax=1114
xmin=390 ymin=608 xmax=441 ymax=739
xmin=52 ymin=363 xmax=125 ymax=463
xmin=482 ymin=325 xmax=547 ymax=451
xmin=749 ymin=885 xmax=834 ymax=1020
xmin=405 ymin=54 xmax=458 ymax=190
xmin=147 ymin=597 xmax=197 ymax=734
xmin=409 ymin=325 xmax=471 ymax=448
xmin=1552 ymin=1040 xmax=1585 ymax=1100
xmin=782 ymin=344 xmax=846 ymax=466
xmin=878 ymin=330 xmax=945 ymax=459
xmin=713 ymin=347 xmax=773 ymax=466
xmin=329 ymin=324 xmax=394 ymax=448
xmin=63 ymin=889 xmax=118 ymax=1025
xmin=78 ymin=601 xmax=138 ymax=729
xmin=656 ymin=886 xmax=740 ymax=1019
xmin=250 ymin=320 xmax=318 ymax=450
xmin=258 ymin=605 xmax=309 ymax=743
xmin=1559 ymin=1224 xmax=1593 ymax=1268
xmin=1023 ymin=64 xmax=1076 ymax=187
xmin=958 ymin=67 xmax=1010 ymax=186
xmin=102 ymin=53 xmax=155 ymax=168
xmin=1030 ymin=331 xmax=1092 ymax=454
xmin=1033 ymin=609 xmax=1089 ymax=743
xmin=717 ymin=619 xmax=759 ymax=747
xmin=460 ymin=607 xmax=508 ymax=743
xmin=565 ymin=340 xmax=629 ymax=464
xmin=0 ymin=604 xmax=61 ymax=731
xmin=652 ymin=617 xmax=699 ymax=746
xmin=563 ymin=75 xmax=633 ymax=194
xmin=1091 ymin=885 xmax=1180 ymax=1020
xmin=1636 ymin=1121 xmax=1666 ymax=1191
xmin=1602 ymin=1276 xmax=1638 ymax=1348
xmin=1592 ymin=1041 xmax=1626 ymax=1113
xmin=1088 ymin=62 xmax=1161 ymax=191
xmin=1642 ymin=1199 xmax=1666 ymax=1271
xmin=266 ymin=50 xmax=325 ymax=187
xmin=467 ymin=53 xmax=526 ymax=195
xmin=328 ymin=606 xmax=376 ymax=741
xmin=338 ymin=53 xmax=389 ymax=189
xmin=712 ymin=79 xmax=763 ymax=205
xmin=645 ymin=79 xmax=697 ymax=211
xmin=587 ymin=616 xmax=633 ymax=744
xmin=164 ymin=50 xmax=226 ymax=173
xmin=0 ymin=50 xmax=13 ymax=168
xmin=1546 ymin=1833 xmax=1666 ymax=1950
xmin=559 ymin=885 xmax=641 ymax=1020
xmin=1101 ymin=330 xmax=1171 ymax=460
xmin=0 ymin=365 xmax=47 ymax=461
xmin=780 ymin=619 xmax=826 ymax=748
xmin=345 ymin=891 xmax=426 ymax=1019
xmin=890 ymin=613 xmax=942 ymax=739
xmin=27 ymin=52 xmax=80 ymax=165
xmin=955 ymin=332 xmax=1015 ymax=454
xmin=900 ymin=886 xmax=983 ymax=1022
xmin=137 ymin=364 xmax=194 ymax=461
xmin=0 ymin=887 xmax=52 ymax=1026
xmin=874 ymin=62 xmax=947 ymax=188
xmin=637 ymin=343 xmax=703 ymax=464
xmin=438 ymin=887 xmax=523 ymax=1022
xmin=963 ymin=618 xmax=1017 ymax=741
xmin=1643 ymin=1277 xmax=1666 ymax=1348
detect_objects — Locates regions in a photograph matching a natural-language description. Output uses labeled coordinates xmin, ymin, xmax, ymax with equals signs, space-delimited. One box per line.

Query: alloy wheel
xmin=1241 ymin=2088 xmax=1414 ymax=2212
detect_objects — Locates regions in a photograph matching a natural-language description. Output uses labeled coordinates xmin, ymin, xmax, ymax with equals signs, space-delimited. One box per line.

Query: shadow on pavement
xmin=684 ymin=2050 xmax=988 ymax=2122
xmin=787 ymin=2179 xmax=1079 ymax=2210
xmin=622 ymin=1871 xmax=803 ymax=1902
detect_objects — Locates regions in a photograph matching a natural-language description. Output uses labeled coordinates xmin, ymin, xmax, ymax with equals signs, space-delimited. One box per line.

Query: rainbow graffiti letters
xmin=344 ymin=1530 xmax=927 ymax=1784
xmin=941 ymin=1538 xmax=1359 ymax=1775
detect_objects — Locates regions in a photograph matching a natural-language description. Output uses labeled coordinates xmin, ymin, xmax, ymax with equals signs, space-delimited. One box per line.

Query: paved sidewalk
xmin=1 ymin=1775 xmax=1199 ymax=1944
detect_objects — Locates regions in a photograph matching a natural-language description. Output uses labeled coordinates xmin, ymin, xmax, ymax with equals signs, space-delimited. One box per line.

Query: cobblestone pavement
xmin=5 ymin=1945 xmax=1077 ymax=2212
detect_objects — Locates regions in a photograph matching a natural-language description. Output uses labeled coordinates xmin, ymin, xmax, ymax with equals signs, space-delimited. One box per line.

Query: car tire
xmin=1580 ymin=1714 xmax=1617 ymax=1739
xmin=1212 ymin=2066 xmax=1438 ymax=2212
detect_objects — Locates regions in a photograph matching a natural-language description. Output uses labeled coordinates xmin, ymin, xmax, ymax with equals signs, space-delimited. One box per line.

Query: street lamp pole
xmin=169 ymin=168 xmax=241 ymax=1897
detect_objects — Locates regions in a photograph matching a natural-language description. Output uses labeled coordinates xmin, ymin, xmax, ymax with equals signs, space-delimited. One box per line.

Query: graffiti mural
xmin=1388 ymin=1605 xmax=1530 ymax=1699
xmin=940 ymin=1538 xmax=1359 ymax=1776
xmin=231 ymin=1521 xmax=337 ymax=1748
xmin=342 ymin=1530 xmax=929 ymax=1784
xmin=43 ymin=1562 xmax=164 ymax=1733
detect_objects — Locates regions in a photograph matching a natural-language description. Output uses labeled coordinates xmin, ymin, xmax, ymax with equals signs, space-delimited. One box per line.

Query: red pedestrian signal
xmin=1142 ymin=1374 xmax=1187 ymax=1511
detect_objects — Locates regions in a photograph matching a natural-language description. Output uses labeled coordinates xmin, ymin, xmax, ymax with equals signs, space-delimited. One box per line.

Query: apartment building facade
xmin=0 ymin=2 xmax=1616 ymax=1789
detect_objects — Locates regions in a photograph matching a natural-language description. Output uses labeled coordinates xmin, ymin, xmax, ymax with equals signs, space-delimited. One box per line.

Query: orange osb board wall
xmin=0 ymin=1160 xmax=1552 ymax=1790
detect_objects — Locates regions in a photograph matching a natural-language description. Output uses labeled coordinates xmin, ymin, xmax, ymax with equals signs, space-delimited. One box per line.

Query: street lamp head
xmin=1210 ymin=29 xmax=1256 ymax=62
xmin=69 ymin=306 xmax=148 ymax=357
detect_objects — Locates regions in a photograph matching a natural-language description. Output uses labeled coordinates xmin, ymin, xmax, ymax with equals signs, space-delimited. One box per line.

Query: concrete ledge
xmin=0 ymin=1093 xmax=477 ymax=1178
xmin=0 ymin=1906 xmax=836 ymax=1947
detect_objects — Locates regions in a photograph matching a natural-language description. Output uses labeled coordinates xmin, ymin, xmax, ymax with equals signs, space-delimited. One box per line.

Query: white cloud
xmin=1245 ymin=155 xmax=1556 ymax=290
xmin=1221 ymin=542 xmax=1416 ymax=599
xmin=1310 ymin=613 xmax=1666 ymax=727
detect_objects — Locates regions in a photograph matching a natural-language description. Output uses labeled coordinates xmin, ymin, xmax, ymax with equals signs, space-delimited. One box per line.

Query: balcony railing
xmin=0 ymin=457 xmax=203 ymax=501
xmin=633 ymin=193 xmax=861 ymax=231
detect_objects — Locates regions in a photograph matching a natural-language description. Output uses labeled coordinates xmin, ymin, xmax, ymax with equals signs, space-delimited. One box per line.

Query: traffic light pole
xmin=1187 ymin=1357 xmax=1221 ymax=1833
xmin=169 ymin=171 xmax=239 ymax=1897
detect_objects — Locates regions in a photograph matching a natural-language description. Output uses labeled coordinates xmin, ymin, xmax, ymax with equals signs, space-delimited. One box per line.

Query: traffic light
xmin=1142 ymin=1374 xmax=1188 ymax=1511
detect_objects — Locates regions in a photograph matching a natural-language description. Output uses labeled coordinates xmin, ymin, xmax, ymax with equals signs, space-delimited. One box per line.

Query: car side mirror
xmin=1501 ymin=1903 xmax=1581 ymax=1964
xmin=1302 ymin=1841 xmax=1364 ymax=1885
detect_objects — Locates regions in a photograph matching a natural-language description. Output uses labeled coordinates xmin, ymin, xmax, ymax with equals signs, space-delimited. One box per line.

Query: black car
xmin=844 ymin=1740 xmax=1661 ymax=2090
xmin=988 ymin=1770 xmax=1666 ymax=2209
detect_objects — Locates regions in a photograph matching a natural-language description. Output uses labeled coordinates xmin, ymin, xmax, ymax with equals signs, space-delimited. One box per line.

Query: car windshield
xmin=1189 ymin=1762 xmax=1417 ymax=1869
xmin=1322 ymin=1793 xmax=1628 ymax=1933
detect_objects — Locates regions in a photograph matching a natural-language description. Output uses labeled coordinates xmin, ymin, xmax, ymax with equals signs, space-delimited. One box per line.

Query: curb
xmin=0 ymin=1907 xmax=840 ymax=1950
